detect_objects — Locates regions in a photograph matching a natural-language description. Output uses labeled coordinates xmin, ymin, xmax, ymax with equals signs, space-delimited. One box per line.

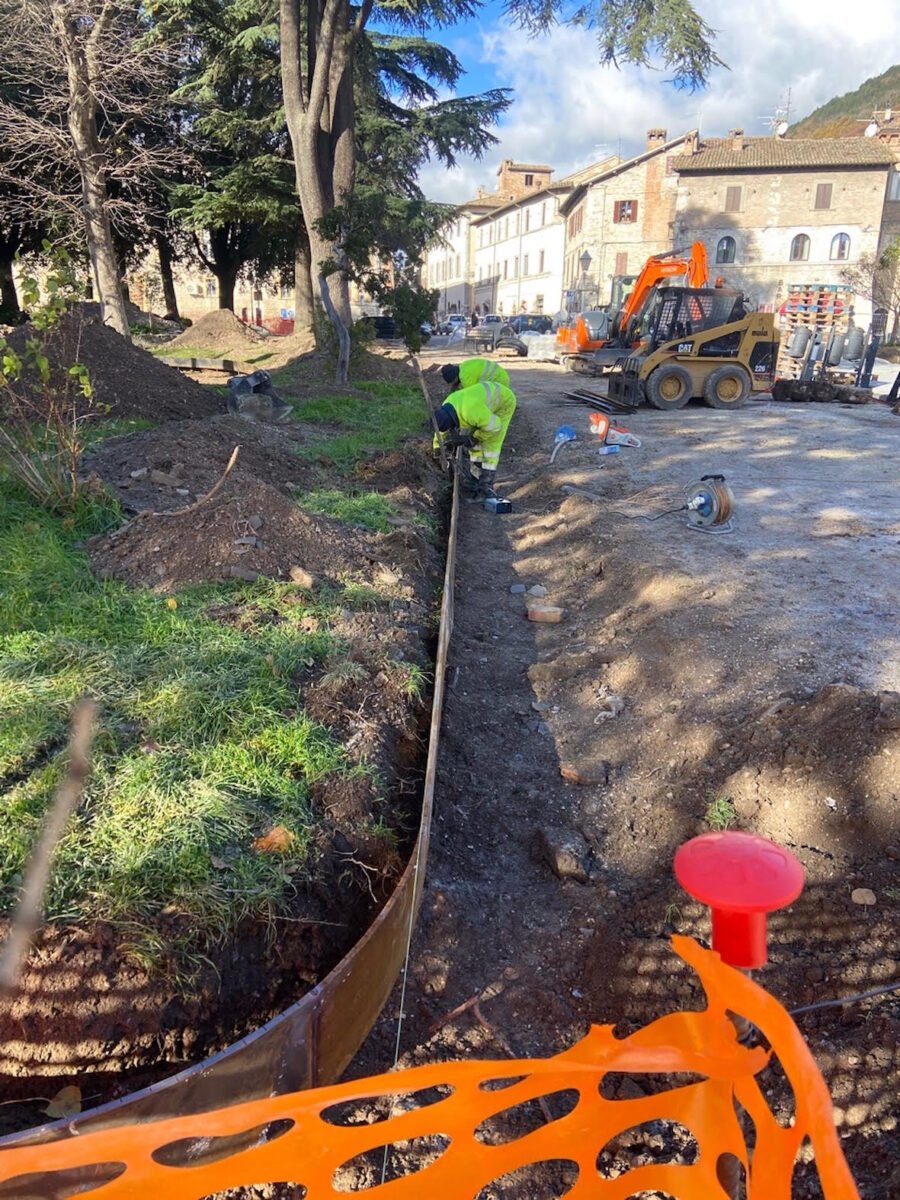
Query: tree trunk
xmin=216 ymin=269 xmax=238 ymax=312
xmin=294 ymin=236 xmax=315 ymax=332
xmin=280 ymin=0 xmax=353 ymax=384
xmin=50 ymin=0 xmax=130 ymax=341
xmin=319 ymin=271 xmax=349 ymax=382
xmin=207 ymin=227 xmax=240 ymax=312
xmin=155 ymin=232 xmax=179 ymax=319
xmin=0 ymin=240 xmax=21 ymax=324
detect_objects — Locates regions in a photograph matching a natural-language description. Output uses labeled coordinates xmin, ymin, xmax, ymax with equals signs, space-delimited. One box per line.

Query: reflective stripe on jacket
xmin=449 ymin=381 xmax=517 ymax=470
xmin=458 ymin=359 xmax=511 ymax=389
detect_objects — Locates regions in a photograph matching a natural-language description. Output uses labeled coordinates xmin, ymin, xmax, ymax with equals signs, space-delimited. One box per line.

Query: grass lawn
xmin=0 ymin=376 xmax=432 ymax=971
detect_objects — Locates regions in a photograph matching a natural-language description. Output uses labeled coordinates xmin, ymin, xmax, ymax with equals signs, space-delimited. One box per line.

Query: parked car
xmin=505 ymin=313 xmax=553 ymax=335
xmin=480 ymin=313 xmax=502 ymax=326
xmin=440 ymin=314 xmax=468 ymax=335
xmin=360 ymin=314 xmax=397 ymax=338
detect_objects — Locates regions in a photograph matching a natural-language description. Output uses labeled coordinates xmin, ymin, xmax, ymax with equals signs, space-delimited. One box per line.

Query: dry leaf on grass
xmin=44 ymin=1085 xmax=82 ymax=1118
xmin=253 ymin=825 xmax=295 ymax=853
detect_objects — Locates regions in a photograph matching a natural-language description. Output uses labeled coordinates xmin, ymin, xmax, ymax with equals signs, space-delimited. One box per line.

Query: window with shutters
xmin=790 ymin=233 xmax=811 ymax=261
xmin=613 ymin=199 xmax=638 ymax=223
xmin=830 ymin=232 xmax=850 ymax=261
xmin=814 ymin=183 xmax=833 ymax=210
xmin=525 ymin=173 xmax=534 ymax=186
xmin=503 ymin=260 xmax=508 ymax=279
xmin=614 ymin=252 xmax=628 ymax=275
xmin=716 ymin=236 xmax=736 ymax=264
xmin=524 ymin=209 xmax=530 ymax=231
xmin=567 ymin=207 xmax=584 ymax=238
xmin=455 ymin=254 xmax=460 ymax=276
xmin=888 ymin=171 xmax=900 ymax=201
xmin=539 ymin=250 xmax=545 ymax=273
xmin=541 ymin=202 xmax=546 ymax=225
xmin=535 ymin=294 xmax=544 ymax=312
xmin=523 ymin=254 xmax=529 ymax=275
xmin=513 ymin=257 xmax=518 ymax=277
xmin=724 ymin=186 xmax=742 ymax=213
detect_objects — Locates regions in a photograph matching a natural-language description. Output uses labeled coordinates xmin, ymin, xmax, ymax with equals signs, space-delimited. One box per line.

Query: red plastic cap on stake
xmin=674 ymin=832 xmax=805 ymax=969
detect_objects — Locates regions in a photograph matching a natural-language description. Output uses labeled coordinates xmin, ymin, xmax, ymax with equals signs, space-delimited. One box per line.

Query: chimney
xmin=729 ymin=128 xmax=745 ymax=152
xmin=684 ymin=129 xmax=700 ymax=155
xmin=646 ymin=128 xmax=667 ymax=150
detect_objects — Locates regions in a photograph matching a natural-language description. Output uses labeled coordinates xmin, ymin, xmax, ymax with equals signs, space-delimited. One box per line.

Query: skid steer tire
xmin=646 ymin=364 xmax=693 ymax=410
xmin=703 ymin=365 xmax=751 ymax=410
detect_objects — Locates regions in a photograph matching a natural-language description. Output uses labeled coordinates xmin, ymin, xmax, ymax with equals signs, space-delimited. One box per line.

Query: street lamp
xmin=579 ymin=250 xmax=592 ymax=312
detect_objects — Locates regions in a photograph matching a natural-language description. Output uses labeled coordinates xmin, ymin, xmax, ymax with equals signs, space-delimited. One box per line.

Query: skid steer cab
xmin=607 ymin=287 xmax=779 ymax=411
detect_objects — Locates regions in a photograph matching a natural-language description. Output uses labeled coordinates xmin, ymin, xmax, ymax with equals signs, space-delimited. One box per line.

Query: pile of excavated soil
xmin=2 ymin=310 xmax=222 ymax=422
xmin=83 ymin=414 xmax=315 ymax=514
xmin=166 ymin=309 xmax=266 ymax=354
xmin=88 ymin=477 xmax=378 ymax=590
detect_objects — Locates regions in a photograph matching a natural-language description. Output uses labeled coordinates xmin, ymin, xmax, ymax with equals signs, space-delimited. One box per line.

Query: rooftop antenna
xmin=759 ymin=87 xmax=792 ymax=137
xmin=858 ymin=102 xmax=895 ymax=136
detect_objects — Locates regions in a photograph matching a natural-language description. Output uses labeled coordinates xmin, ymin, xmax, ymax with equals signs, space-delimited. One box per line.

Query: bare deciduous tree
xmin=0 ymin=0 xmax=183 ymax=338
xmin=842 ymin=238 xmax=900 ymax=342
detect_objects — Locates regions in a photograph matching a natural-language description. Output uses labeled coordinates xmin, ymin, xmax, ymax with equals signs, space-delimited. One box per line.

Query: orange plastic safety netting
xmin=0 ymin=937 xmax=858 ymax=1199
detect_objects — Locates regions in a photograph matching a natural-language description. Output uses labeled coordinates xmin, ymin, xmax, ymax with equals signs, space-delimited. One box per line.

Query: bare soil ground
xmin=3 ymin=309 xmax=223 ymax=421
xmin=351 ymin=358 xmax=900 ymax=1198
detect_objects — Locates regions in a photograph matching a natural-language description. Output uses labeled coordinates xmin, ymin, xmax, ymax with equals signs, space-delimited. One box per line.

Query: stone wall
xmin=674 ymin=165 xmax=891 ymax=321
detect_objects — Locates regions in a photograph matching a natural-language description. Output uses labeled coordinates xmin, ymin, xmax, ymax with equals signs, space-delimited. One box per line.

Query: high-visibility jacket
xmin=448 ymin=381 xmax=517 ymax=471
xmin=457 ymin=359 xmax=510 ymax=389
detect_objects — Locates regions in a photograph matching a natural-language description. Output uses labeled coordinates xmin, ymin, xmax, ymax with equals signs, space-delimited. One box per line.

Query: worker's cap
xmin=440 ymin=364 xmax=460 ymax=385
xmin=434 ymin=402 xmax=459 ymax=432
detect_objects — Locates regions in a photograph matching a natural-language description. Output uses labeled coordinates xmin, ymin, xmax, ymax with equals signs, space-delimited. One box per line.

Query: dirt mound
xmin=3 ymin=310 xmax=222 ymax=422
xmin=88 ymin=478 xmax=376 ymax=590
xmin=83 ymin=414 xmax=315 ymax=513
xmin=167 ymin=309 xmax=265 ymax=354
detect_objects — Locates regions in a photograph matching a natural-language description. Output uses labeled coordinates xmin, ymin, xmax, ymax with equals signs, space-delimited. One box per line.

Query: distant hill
xmin=787 ymin=63 xmax=900 ymax=138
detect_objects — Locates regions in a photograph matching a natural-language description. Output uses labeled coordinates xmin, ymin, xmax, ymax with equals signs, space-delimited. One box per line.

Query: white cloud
xmin=417 ymin=1 xmax=900 ymax=201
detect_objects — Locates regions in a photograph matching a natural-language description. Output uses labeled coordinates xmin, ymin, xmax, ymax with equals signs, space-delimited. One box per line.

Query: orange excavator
xmin=556 ymin=241 xmax=710 ymax=365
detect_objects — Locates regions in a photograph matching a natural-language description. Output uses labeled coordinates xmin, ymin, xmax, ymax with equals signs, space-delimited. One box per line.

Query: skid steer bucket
xmin=606 ymin=355 xmax=644 ymax=407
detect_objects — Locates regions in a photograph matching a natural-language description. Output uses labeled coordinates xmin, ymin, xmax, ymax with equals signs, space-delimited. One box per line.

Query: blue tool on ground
xmin=550 ymin=425 xmax=578 ymax=464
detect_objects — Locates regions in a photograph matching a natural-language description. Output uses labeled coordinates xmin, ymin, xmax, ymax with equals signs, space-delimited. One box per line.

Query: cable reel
xmin=684 ymin=475 xmax=735 ymax=533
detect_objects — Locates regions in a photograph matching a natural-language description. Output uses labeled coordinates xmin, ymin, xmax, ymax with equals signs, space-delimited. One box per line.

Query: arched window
xmin=716 ymin=236 xmax=736 ymax=264
xmin=830 ymin=232 xmax=851 ymax=261
xmin=790 ymin=233 xmax=811 ymax=262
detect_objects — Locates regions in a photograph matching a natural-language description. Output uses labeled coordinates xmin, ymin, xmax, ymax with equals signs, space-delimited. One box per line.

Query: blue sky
xmin=414 ymin=0 xmax=900 ymax=201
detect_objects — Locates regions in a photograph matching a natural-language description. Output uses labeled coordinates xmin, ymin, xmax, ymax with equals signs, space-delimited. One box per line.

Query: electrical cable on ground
xmin=788 ymin=979 xmax=900 ymax=1018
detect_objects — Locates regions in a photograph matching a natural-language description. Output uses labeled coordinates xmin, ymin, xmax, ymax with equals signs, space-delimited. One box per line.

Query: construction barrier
xmin=0 ymin=937 xmax=858 ymax=1198
xmin=0 ymin=479 xmax=460 ymax=1151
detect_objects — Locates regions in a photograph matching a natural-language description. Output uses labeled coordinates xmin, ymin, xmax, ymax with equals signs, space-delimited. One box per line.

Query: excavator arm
xmin=617 ymin=241 xmax=710 ymax=332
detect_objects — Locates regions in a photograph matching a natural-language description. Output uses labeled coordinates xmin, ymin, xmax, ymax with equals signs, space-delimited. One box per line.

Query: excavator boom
xmin=557 ymin=242 xmax=710 ymax=362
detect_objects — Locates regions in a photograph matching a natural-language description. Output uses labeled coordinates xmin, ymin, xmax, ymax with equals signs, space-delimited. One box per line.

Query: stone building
xmin=471 ymin=184 xmax=576 ymax=316
xmin=557 ymin=130 xmax=696 ymax=310
xmin=422 ymin=160 xmax=553 ymax=319
xmin=671 ymin=131 xmax=898 ymax=321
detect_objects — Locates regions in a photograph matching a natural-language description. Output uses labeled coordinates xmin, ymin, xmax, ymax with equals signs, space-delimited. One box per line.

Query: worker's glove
xmin=445 ymin=429 xmax=476 ymax=449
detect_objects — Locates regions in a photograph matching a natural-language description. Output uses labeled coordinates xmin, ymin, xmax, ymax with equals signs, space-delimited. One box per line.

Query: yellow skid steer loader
xmin=607 ymin=288 xmax=780 ymax=411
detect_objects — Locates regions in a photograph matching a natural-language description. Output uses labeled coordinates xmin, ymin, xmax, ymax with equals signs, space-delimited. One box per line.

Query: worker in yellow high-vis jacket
xmin=441 ymin=359 xmax=510 ymax=391
xmin=433 ymin=379 xmax=517 ymax=499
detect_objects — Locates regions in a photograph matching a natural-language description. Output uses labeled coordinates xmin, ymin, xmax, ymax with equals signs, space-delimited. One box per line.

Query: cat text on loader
xmin=606 ymin=286 xmax=780 ymax=410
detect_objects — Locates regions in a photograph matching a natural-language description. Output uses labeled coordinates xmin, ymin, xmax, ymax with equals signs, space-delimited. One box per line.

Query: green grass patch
xmin=704 ymin=794 xmax=736 ymax=831
xmin=289 ymin=380 xmax=425 ymax=471
xmin=0 ymin=484 xmax=362 ymax=956
xmin=81 ymin=416 xmax=156 ymax=447
xmin=298 ymin=489 xmax=398 ymax=533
